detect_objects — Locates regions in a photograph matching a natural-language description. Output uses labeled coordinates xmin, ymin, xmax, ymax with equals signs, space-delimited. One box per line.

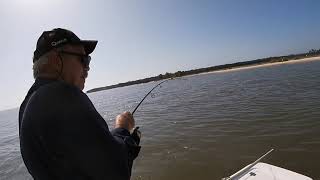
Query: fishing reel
xmin=131 ymin=126 xmax=141 ymax=145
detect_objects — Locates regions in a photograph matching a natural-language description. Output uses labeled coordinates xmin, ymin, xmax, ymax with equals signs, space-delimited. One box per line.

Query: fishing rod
xmin=132 ymin=78 xmax=170 ymax=115
xmin=130 ymin=79 xmax=171 ymax=137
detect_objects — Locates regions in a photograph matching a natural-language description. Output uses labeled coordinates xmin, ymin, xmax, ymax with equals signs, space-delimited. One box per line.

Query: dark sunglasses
xmin=58 ymin=50 xmax=91 ymax=68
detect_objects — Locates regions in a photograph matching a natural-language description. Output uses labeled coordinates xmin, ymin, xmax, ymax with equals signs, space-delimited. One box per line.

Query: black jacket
xmin=19 ymin=78 xmax=141 ymax=180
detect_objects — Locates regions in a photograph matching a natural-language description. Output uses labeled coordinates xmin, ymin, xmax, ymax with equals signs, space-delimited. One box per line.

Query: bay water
xmin=1 ymin=59 xmax=319 ymax=179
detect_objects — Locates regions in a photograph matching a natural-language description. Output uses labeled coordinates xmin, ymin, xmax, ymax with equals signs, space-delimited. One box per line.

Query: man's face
xmin=59 ymin=45 xmax=89 ymax=90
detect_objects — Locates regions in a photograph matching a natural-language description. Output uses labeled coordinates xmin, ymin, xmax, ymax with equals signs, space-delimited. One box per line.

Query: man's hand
xmin=115 ymin=111 xmax=135 ymax=131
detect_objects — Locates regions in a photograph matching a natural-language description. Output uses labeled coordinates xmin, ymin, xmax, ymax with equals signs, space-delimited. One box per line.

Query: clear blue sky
xmin=1 ymin=0 xmax=320 ymax=110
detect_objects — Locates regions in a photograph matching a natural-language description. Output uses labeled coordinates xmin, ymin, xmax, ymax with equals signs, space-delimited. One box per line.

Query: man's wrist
xmin=115 ymin=123 xmax=130 ymax=131
xmin=111 ymin=127 xmax=131 ymax=136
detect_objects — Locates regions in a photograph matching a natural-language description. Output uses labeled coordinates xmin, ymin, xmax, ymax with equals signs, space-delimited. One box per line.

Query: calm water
xmin=1 ymin=59 xmax=320 ymax=180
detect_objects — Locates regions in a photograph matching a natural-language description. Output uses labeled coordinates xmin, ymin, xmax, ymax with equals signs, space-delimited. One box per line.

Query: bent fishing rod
xmin=130 ymin=78 xmax=173 ymax=136
xmin=131 ymin=78 xmax=170 ymax=115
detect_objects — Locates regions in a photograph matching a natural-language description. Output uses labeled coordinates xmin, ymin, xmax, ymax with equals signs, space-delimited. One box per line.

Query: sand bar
xmin=205 ymin=56 xmax=320 ymax=74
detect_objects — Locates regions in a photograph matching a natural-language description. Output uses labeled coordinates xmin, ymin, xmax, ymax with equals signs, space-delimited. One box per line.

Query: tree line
xmin=87 ymin=49 xmax=320 ymax=93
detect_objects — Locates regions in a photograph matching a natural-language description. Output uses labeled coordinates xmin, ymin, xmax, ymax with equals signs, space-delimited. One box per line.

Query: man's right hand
xmin=115 ymin=111 xmax=135 ymax=131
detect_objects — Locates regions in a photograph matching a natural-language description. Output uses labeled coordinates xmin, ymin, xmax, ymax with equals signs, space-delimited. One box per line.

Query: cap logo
xmin=49 ymin=32 xmax=55 ymax=37
xmin=51 ymin=38 xmax=67 ymax=47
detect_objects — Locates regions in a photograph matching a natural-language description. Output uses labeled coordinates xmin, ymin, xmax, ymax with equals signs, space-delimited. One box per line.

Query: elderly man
xmin=19 ymin=28 xmax=141 ymax=180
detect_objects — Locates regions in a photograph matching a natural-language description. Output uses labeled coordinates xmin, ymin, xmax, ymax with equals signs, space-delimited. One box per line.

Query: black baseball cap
xmin=33 ymin=28 xmax=98 ymax=62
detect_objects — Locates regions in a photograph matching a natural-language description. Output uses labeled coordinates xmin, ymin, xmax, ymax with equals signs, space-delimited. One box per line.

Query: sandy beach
xmin=206 ymin=56 xmax=320 ymax=74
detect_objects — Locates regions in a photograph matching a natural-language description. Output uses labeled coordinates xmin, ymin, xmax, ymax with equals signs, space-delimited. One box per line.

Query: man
xmin=19 ymin=28 xmax=141 ymax=180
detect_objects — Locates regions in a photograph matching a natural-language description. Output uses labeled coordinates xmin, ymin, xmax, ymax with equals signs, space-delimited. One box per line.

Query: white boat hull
xmin=231 ymin=162 xmax=312 ymax=180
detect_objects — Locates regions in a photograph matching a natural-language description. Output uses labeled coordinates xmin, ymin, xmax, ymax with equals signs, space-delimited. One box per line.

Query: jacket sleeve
xmin=111 ymin=128 xmax=141 ymax=174
xmin=44 ymin=83 xmax=141 ymax=179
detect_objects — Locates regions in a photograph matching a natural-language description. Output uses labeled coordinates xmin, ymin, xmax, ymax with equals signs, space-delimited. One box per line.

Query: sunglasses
xmin=59 ymin=50 xmax=91 ymax=68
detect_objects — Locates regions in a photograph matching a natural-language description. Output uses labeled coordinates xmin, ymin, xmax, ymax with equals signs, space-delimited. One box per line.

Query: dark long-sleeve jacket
xmin=19 ymin=78 xmax=141 ymax=180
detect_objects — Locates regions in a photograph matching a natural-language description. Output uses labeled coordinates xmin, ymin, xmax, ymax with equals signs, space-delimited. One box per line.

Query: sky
xmin=1 ymin=0 xmax=320 ymax=110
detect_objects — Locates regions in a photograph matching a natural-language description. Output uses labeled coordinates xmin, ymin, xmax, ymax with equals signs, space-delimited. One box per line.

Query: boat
xmin=222 ymin=149 xmax=313 ymax=180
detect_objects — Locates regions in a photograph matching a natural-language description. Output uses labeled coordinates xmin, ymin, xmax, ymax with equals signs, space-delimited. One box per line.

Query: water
xmin=1 ymin=59 xmax=320 ymax=179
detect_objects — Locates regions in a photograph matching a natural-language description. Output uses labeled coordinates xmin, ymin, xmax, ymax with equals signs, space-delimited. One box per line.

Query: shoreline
xmin=201 ymin=56 xmax=320 ymax=75
xmin=87 ymin=55 xmax=320 ymax=93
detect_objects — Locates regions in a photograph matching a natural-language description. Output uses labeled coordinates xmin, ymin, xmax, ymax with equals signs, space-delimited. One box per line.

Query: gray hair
xmin=32 ymin=47 xmax=65 ymax=79
xmin=33 ymin=53 xmax=50 ymax=79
